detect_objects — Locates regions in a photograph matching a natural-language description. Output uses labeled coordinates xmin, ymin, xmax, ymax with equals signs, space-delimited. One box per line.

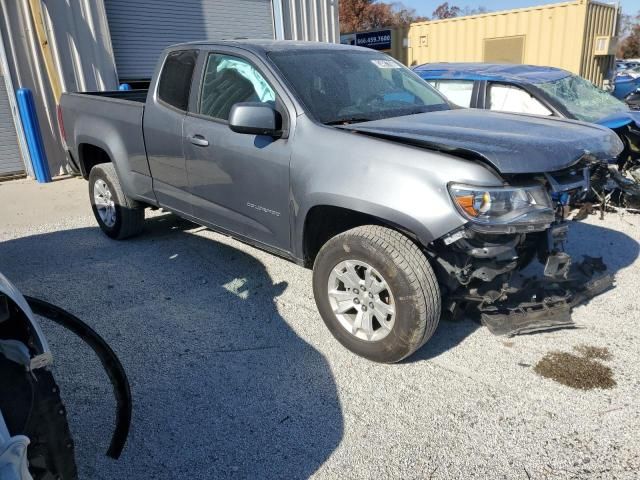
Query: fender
xmin=289 ymin=118 xmax=500 ymax=259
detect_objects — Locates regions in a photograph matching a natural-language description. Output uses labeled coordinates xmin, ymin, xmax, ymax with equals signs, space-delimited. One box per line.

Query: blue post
xmin=16 ymin=88 xmax=51 ymax=183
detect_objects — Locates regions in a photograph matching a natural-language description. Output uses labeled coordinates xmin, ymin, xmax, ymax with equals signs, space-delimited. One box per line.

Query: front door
xmin=183 ymin=52 xmax=291 ymax=251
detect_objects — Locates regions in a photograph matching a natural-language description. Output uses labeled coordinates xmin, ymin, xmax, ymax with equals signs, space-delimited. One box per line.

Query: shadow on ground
xmin=0 ymin=214 xmax=343 ymax=479
xmin=0 ymin=213 xmax=637 ymax=476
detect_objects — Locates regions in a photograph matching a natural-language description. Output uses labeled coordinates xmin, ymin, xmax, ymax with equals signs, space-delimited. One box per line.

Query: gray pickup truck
xmin=59 ymin=41 xmax=621 ymax=362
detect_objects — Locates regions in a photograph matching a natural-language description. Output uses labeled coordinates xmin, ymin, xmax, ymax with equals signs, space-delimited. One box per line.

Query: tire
xmin=313 ymin=225 xmax=441 ymax=363
xmin=0 ymin=356 xmax=78 ymax=480
xmin=89 ymin=163 xmax=144 ymax=239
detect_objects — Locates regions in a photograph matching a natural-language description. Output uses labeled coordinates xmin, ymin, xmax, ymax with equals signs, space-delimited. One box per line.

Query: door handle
xmin=187 ymin=134 xmax=209 ymax=147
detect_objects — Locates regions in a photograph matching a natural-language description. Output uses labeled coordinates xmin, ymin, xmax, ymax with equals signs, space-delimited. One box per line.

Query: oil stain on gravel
xmin=573 ymin=344 xmax=612 ymax=361
xmin=534 ymin=345 xmax=615 ymax=390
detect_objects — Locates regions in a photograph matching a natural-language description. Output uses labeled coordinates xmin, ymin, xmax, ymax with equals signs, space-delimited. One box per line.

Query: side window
xmin=433 ymin=80 xmax=474 ymax=107
xmin=488 ymin=83 xmax=552 ymax=116
xmin=157 ymin=50 xmax=198 ymax=111
xmin=199 ymin=54 xmax=276 ymax=121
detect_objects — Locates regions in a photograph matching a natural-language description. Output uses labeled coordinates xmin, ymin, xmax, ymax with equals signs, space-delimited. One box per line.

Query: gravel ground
xmin=0 ymin=179 xmax=639 ymax=479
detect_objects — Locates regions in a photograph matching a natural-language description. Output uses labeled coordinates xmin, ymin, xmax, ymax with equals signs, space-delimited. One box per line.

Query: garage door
xmin=104 ymin=0 xmax=275 ymax=81
xmin=0 ymin=73 xmax=23 ymax=177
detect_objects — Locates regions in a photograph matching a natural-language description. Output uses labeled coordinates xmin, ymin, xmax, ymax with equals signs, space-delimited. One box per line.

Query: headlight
xmin=449 ymin=184 xmax=554 ymax=229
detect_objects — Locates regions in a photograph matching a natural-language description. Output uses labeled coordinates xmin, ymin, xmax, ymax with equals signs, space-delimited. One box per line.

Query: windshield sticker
xmin=371 ymin=59 xmax=400 ymax=69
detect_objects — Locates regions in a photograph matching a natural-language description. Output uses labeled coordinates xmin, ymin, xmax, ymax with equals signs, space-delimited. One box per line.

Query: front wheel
xmin=313 ymin=225 xmax=441 ymax=363
xmin=89 ymin=163 xmax=144 ymax=239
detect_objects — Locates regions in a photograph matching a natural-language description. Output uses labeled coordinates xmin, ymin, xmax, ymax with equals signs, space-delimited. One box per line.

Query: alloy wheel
xmin=327 ymin=260 xmax=396 ymax=341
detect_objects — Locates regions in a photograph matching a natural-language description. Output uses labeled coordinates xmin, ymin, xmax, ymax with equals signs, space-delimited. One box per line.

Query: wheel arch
xmin=297 ymin=197 xmax=439 ymax=267
xmin=77 ymin=142 xmax=112 ymax=179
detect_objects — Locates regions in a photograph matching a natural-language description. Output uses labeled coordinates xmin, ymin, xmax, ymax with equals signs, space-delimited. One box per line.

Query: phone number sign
xmin=355 ymin=30 xmax=392 ymax=51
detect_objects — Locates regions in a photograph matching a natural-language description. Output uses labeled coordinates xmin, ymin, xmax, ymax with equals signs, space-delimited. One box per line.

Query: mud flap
xmin=479 ymin=256 xmax=614 ymax=336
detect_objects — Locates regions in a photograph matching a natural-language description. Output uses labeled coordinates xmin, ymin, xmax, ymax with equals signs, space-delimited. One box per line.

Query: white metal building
xmin=0 ymin=67 xmax=23 ymax=177
xmin=0 ymin=0 xmax=339 ymax=179
xmin=105 ymin=0 xmax=276 ymax=81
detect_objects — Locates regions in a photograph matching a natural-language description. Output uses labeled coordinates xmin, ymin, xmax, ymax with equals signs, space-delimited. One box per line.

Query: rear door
xmin=143 ymin=49 xmax=198 ymax=215
xmin=182 ymin=49 xmax=292 ymax=251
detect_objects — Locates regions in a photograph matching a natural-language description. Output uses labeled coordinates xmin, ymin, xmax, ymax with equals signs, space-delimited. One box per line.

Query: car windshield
xmin=267 ymin=49 xmax=450 ymax=124
xmin=537 ymin=74 xmax=627 ymax=122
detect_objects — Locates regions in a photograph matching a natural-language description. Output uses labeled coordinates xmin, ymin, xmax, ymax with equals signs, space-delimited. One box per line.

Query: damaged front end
xmin=431 ymin=160 xmax=614 ymax=336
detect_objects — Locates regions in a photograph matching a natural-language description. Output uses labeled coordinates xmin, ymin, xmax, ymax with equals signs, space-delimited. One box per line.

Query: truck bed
xmin=60 ymin=90 xmax=150 ymax=182
xmin=76 ymin=89 xmax=148 ymax=103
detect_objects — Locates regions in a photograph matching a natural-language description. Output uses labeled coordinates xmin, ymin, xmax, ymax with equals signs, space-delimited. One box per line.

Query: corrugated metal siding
xmin=408 ymin=0 xmax=589 ymax=74
xmin=41 ymin=0 xmax=119 ymax=93
xmin=0 ymin=73 xmax=23 ymax=176
xmin=104 ymin=0 xmax=275 ymax=80
xmin=281 ymin=0 xmax=338 ymax=43
xmin=1 ymin=0 xmax=63 ymax=176
xmin=580 ymin=2 xmax=616 ymax=87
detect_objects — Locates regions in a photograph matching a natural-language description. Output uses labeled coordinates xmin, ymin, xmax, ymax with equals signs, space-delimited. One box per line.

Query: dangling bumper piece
xmin=479 ymin=256 xmax=613 ymax=336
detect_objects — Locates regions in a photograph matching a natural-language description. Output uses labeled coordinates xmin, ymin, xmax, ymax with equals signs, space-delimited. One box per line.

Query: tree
xmin=618 ymin=12 xmax=640 ymax=59
xmin=392 ymin=4 xmax=429 ymax=25
xmin=461 ymin=6 xmax=488 ymax=16
xmin=432 ymin=2 xmax=461 ymax=19
xmin=618 ymin=13 xmax=634 ymax=38
xmin=339 ymin=0 xmax=427 ymax=33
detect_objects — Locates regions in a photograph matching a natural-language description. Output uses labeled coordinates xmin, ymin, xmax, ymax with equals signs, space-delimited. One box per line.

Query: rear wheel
xmin=313 ymin=225 xmax=441 ymax=363
xmin=89 ymin=163 xmax=144 ymax=239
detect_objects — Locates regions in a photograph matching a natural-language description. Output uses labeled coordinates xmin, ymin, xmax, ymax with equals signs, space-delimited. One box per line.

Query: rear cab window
xmin=157 ymin=50 xmax=198 ymax=111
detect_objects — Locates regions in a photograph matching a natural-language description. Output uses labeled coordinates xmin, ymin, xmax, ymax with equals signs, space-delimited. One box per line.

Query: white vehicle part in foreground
xmin=0 ymin=272 xmax=52 ymax=370
xmin=0 ymin=411 xmax=32 ymax=480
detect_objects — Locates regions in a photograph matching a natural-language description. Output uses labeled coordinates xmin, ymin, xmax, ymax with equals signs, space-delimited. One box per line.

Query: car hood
xmin=596 ymin=110 xmax=640 ymax=130
xmin=341 ymin=109 xmax=623 ymax=174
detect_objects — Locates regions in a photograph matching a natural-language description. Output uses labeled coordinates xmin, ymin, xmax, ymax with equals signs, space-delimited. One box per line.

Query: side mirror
xmin=228 ymin=102 xmax=281 ymax=137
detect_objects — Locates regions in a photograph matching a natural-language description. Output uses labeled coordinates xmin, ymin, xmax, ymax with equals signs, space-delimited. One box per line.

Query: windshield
xmin=537 ymin=74 xmax=627 ymax=122
xmin=267 ymin=49 xmax=450 ymax=124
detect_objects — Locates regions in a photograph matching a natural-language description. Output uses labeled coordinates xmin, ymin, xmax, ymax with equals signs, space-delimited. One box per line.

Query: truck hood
xmin=341 ymin=109 xmax=623 ymax=174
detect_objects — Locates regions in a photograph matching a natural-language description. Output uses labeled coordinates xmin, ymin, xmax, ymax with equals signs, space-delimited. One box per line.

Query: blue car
xmin=616 ymin=60 xmax=640 ymax=73
xmin=413 ymin=63 xmax=640 ymax=169
xmin=614 ymin=65 xmax=640 ymax=100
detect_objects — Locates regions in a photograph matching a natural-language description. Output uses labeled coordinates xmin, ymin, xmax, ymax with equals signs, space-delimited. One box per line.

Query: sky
xmin=402 ymin=0 xmax=638 ymax=16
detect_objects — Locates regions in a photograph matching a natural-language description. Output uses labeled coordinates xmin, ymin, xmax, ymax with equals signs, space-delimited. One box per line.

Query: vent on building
xmin=593 ymin=36 xmax=616 ymax=56
xmin=483 ymin=35 xmax=525 ymax=64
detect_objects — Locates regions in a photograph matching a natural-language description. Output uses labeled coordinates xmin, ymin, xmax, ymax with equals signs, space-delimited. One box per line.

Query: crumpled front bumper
xmin=479 ymin=255 xmax=614 ymax=336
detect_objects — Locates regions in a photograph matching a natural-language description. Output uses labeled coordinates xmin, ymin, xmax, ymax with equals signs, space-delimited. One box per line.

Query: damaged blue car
xmin=414 ymin=63 xmax=640 ymax=207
